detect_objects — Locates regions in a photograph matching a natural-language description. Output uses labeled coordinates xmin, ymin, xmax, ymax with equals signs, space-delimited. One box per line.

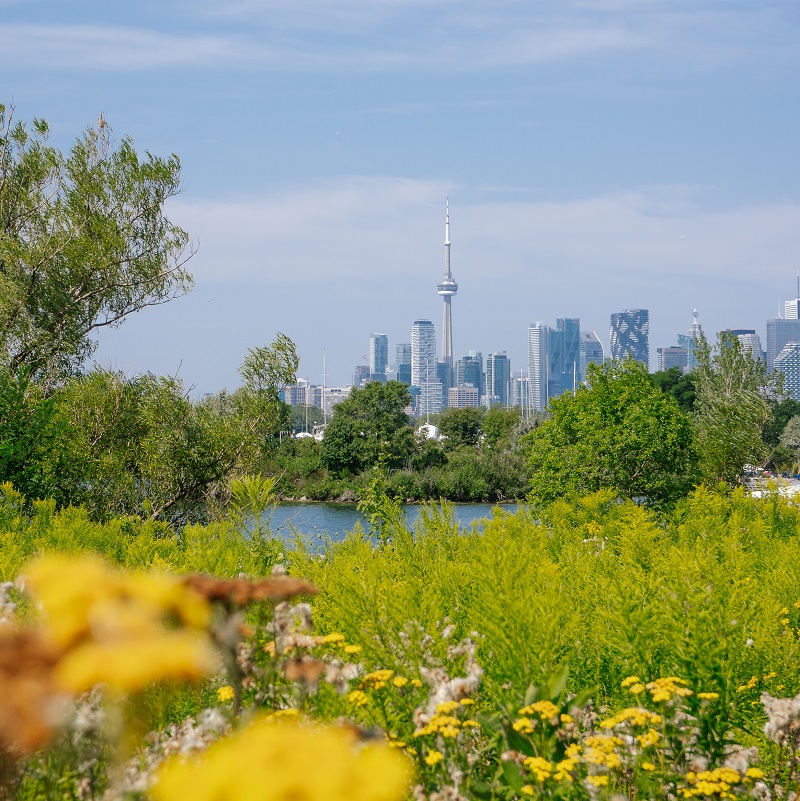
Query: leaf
xmin=546 ymin=663 xmax=569 ymax=702
xmin=523 ymin=682 xmax=540 ymax=706
xmin=501 ymin=759 xmax=526 ymax=793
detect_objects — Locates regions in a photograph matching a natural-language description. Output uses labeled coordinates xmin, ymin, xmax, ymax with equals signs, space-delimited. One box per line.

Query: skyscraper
xmin=528 ymin=322 xmax=550 ymax=411
xmin=677 ymin=309 xmax=703 ymax=372
xmin=766 ymin=318 xmax=800 ymax=369
xmin=548 ymin=318 xmax=581 ymax=396
xmin=610 ymin=309 xmax=649 ymax=367
xmin=437 ymin=200 xmax=458 ymax=375
xmin=485 ymin=352 xmax=511 ymax=407
xmin=411 ymin=319 xmax=436 ymax=388
xmin=395 ymin=343 xmax=412 ymax=385
xmin=775 ymin=342 xmax=800 ymax=400
xmin=369 ymin=333 xmax=388 ymax=377
xmin=580 ymin=331 xmax=604 ymax=378
xmin=722 ymin=329 xmax=764 ymax=362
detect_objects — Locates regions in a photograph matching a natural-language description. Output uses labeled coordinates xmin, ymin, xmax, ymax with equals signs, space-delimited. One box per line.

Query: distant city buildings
xmin=610 ymin=309 xmax=649 ymax=366
xmin=721 ymin=329 xmax=764 ymax=362
xmin=369 ymin=333 xmax=388 ymax=378
xmin=657 ymin=347 xmax=688 ymax=373
xmin=411 ymin=319 xmax=436 ymax=388
xmin=485 ymin=352 xmax=511 ymax=407
xmin=528 ymin=323 xmax=549 ymax=411
xmin=579 ymin=331 xmax=604 ymax=378
xmin=775 ymin=342 xmax=800 ymax=400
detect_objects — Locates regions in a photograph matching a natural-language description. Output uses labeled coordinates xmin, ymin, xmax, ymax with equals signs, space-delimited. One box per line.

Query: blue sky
xmin=3 ymin=0 xmax=800 ymax=390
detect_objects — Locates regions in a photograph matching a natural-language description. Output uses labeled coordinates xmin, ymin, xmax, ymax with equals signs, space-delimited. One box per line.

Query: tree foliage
xmin=651 ymin=367 xmax=697 ymax=413
xmin=437 ymin=406 xmax=483 ymax=450
xmin=321 ymin=381 xmax=414 ymax=476
xmin=0 ymin=105 xmax=192 ymax=384
xmin=693 ymin=332 xmax=783 ymax=486
xmin=524 ymin=359 xmax=696 ymax=504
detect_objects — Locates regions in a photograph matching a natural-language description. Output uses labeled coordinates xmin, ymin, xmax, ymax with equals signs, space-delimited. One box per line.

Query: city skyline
xmin=4 ymin=1 xmax=797 ymax=392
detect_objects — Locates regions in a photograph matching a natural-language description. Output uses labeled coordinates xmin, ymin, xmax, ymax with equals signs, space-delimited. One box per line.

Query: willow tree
xmin=0 ymin=105 xmax=192 ymax=385
xmin=693 ymin=332 xmax=784 ymax=486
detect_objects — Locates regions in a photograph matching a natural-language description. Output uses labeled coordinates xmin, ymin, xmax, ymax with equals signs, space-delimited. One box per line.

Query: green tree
xmin=18 ymin=336 xmax=298 ymax=521
xmin=481 ymin=407 xmax=521 ymax=449
xmin=651 ymin=367 xmax=697 ymax=412
xmin=762 ymin=398 xmax=800 ymax=447
xmin=437 ymin=406 xmax=483 ymax=450
xmin=693 ymin=333 xmax=783 ymax=486
xmin=524 ymin=359 xmax=695 ymax=504
xmin=0 ymin=105 xmax=191 ymax=384
xmin=321 ymin=381 xmax=414 ymax=476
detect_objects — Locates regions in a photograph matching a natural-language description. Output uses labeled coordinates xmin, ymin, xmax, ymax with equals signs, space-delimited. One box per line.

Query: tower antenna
xmin=437 ymin=199 xmax=458 ymax=378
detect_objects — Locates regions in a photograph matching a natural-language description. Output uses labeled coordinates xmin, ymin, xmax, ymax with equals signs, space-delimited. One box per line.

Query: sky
xmin=3 ymin=0 xmax=800 ymax=391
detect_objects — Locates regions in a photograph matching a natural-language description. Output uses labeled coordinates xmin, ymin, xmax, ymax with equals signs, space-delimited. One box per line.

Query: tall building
xmin=548 ymin=318 xmax=581 ymax=396
xmin=766 ymin=319 xmax=800 ymax=369
xmin=677 ymin=309 xmax=703 ymax=372
xmin=528 ymin=322 xmax=550 ymax=411
xmin=657 ymin=347 xmax=689 ymax=372
xmin=722 ymin=329 xmax=764 ymax=362
xmin=580 ymin=331 xmax=604 ymax=379
xmin=437 ymin=200 xmax=458 ymax=376
xmin=411 ymin=319 xmax=436 ymax=388
xmin=369 ymin=333 xmax=388 ymax=377
xmin=456 ymin=354 xmax=484 ymax=396
xmin=511 ymin=370 xmax=530 ymax=410
xmin=395 ymin=342 xmax=412 ymax=385
xmin=485 ymin=352 xmax=511 ymax=407
xmin=774 ymin=342 xmax=800 ymax=400
xmin=448 ymin=386 xmax=480 ymax=409
xmin=352 ymin=365 xmax=371 ymax=386
xmin=610 ymin=309 xmax=649 ymax=367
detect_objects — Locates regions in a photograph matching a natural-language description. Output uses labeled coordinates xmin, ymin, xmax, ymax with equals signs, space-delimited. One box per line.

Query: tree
xmin=481 ymin=407 xmax=521 ymax=449
xmin=437 ymin=406 xmax=483 ymax=449
xmin=524 ymin=359 xmax=695 ymax=504
xmin=5 ymin=335 xmax=298 ymax=522
xmin=321 ymin=381 xmax=414 ymax=476
xmin=693 ymin=333 xmax=784 ymax=486
xmin=0 ymin=105 xmax=192 ymax=384
xmin=651 ymin=367 xmax=697 ymax=413
xmin=762 ymin=398 xmax=800 ymax=447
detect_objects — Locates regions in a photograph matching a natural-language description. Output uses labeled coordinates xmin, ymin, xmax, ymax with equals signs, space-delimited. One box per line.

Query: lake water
xmin=265 ymin=502 xmax=520 ymax=547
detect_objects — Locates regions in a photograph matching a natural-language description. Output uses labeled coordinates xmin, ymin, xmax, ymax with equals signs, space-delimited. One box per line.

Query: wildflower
xmin=319 ymin=633 xmax=346 ymax=644
xmin=745 ymin=768 xmax=765 ymax=779
xmin=629 ymin=683 xmax=645 ymax=695
xmin=587 ymin=775 xmax=609 ymax=787
xmin=780 ymin=608 xmax=789 ymax=616
xmin=560 ymin=713 xmax=574 ymax=724
xmin=553 ymin=758 xmax=577 ymax=781
xmin=642 ymin=762 xmax=656 ymax=771
xmin=636 ymin=729 xmax=661 ymax=748
xmin=518 ymin=701 xmax=559 ymax=720
xmin=646 ymin=677 xmax=693 ymax=703
xmin=523 ymin=756 xmax=552 ymax=782
xmin=462 ymin=720 xmax=479 ymax=728
xmin=349 ymin=690 xmax=369 ymax=707
xmin=697 ymin=692 xmax=719 ymax=700
xmin=153 ymin=716 xmax=413 ymax=801
xmin=345 ymin=645 xmax=362 ymax=654
xmin=520 ymin=786 xmax=534 ymax=796
xmin=460 ymin=698 xmax=475 ymax=706
xmin=436 ymin=700 xmax=461 ymax=714
xmin=512 ymin=717 xmax=534 ymax=734
xmin=781 ymin=618 xmax=790 ymax=626
xmin=217 ymin=685 xmax=235 ymax=702
xmin=425 ymin=750 xmax=444 ymax=766
xmin=621 ymin=675 xmax=641 ymax=688
xmin=392 ymin=677 xmax=409 ymax=688
xmin=411 ymin=679 xmax=423 ymax=688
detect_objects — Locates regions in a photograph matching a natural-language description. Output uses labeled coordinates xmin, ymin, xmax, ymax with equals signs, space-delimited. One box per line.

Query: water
xmin=265 ymin=502 xmax=519 ymax=547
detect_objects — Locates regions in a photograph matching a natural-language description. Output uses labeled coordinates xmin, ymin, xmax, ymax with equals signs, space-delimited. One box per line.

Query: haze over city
xmin=3 ymin=0 xmax=799 ymax=390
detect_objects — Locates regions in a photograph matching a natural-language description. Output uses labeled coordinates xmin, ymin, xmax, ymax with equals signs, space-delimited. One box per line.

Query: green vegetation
xmin=2 ymin=483 xmax=800 ymax=799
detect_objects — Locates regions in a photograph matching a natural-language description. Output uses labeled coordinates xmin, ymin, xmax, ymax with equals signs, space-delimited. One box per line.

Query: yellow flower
xmin=782 ymin=618 xmax=790 ymax=626
xmin=348 ymin=690 xmax=369 ymax=707
xmin=642 ymin=762 xmax=656 ymax=771
xmin=425 ymin=750 xmax=444 ymax=766
xmin=560 ymin=714 xmax=574 ymax=724
xmin=217 ymin=685 xmax=235 ymax=702
xmin=520 ymin=786 xmax=534 ymax=796
xmin=587 ymin=775 xmax=609 ymax=787
xmin=392 ymin=677 xmax=408 ymax=688
xmin=319 ymin=633 xmax=346 ymax=644
xmin=513 ymin=717 xmax=534 ymax=734
xmin=746 ymin=768 xmax=765 ymax=779
xmin=697 ymin=692 xmax=719 ymax=700
xmin=629 ymin=683 xmax=645 ymax=695
xmin=621 ymin=675 xmax=642 ymax=688
xmin=153 ymin=716 xmax=414 ymax=801
xmin=436 ymin=700 xmax=461 ymax=714
xmin=460 ymin=698 xmax=475 ymax=706
xmin=780 ymin=608 xmax=789 ymax=615
xmin=462 ymin=720 xmax=480 ymax=728
xmin=344 ymin=645 xmax=362 ymax=654
xmin=410 ymin=679 xmax=423 ymax=688
xmin=636 ymin=729 xmax=661 ymax=748
xmin=523 ymin=756 xmax=552 ymax=782
xmin=518 ymin=701 xmax=559 ymax=720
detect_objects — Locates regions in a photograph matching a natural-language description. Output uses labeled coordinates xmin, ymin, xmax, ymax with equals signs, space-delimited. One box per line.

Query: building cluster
xmin=281 ymin=205 xmax=800 ymax=420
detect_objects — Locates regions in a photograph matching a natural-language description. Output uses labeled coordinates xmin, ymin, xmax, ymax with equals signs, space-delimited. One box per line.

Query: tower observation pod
xmin=438 ymin=200 xmax=458 ymax=367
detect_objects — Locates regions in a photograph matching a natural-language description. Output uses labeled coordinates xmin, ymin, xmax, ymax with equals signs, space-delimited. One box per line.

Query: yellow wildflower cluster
xmin=217 ymin=685 xmax=235 ymax=702
xmin=518 ymin=701 xmax=560 ymax=720
xmin=521 ymin=755 xmax=578 ymax=785
xmin=583 ymin=735 xmax=623 ymax=769
xmin=621 ymin=675 xmax=646 ymax=695
xmin=24 ymin=554 xmax=215 ymax=693
xmin=425 ymin=750 xmax=444 ymax=766
xmin=152 ymin=716 xmax=413 ymax=801
xmin=414 ymin=700 xmax=480 ymax=739
xmin=737 ymin=676 xmax=759 ymax=693
xmin=646 ymin=677 xmax=693 ymax=703
xmin=359 ymin=669 xmax=395 ymax=690
xmin=317 ymin=632 xmax=362 ymax=654
xmin=697 ymin=691 xmax=720 ymax=700
xmin=600 ymin=707 xmax=662 ymax=729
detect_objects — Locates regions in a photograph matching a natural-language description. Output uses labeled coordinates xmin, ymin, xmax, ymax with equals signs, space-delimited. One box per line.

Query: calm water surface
xmin=265 ymin=502 xmax=520 ymax=547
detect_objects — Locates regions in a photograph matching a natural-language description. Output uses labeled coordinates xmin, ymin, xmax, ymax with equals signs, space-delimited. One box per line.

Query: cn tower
xmin=437 ymin=199 xmax=458 ymax=371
